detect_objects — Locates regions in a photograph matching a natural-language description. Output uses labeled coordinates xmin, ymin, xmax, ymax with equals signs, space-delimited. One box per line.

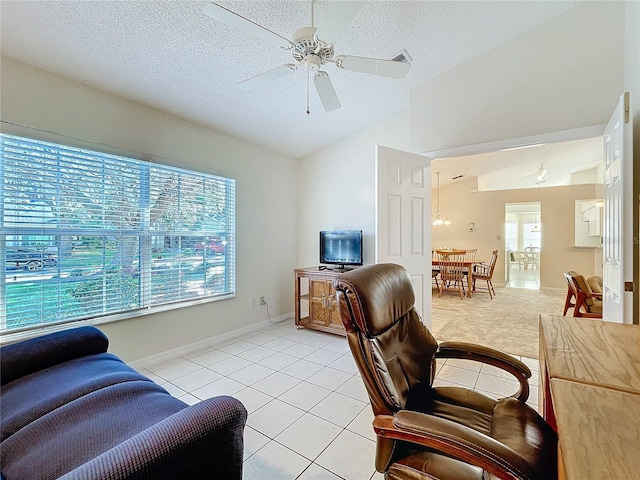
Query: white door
xmin=603 ymin=92 xmax=633 ymax=323
xmin=375 ymin=146 xmax=432 ymax=326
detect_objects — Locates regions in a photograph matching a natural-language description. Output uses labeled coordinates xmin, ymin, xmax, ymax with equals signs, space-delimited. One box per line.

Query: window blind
xmin=1 ymin=133 xmax=235 ymax=333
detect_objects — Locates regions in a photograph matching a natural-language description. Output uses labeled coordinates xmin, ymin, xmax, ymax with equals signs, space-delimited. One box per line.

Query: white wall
xmin=410 ymin=1 xmax=625 ymax=153
xmin=297 ymin=110 xmax=411 ymax=268
xmin=0 ymin=56 xmax=299 ymax=361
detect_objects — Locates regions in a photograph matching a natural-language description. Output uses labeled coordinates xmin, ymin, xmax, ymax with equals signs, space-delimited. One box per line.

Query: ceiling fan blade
xmin=315 ymin=1 xmax=365 ymax=42
xmin=337 ymin=55 xmax=410 ymax=79
xmin=313 ymin=72 xmax=341 ymax=111
xmin=237 ymin=64 xmax=297 ymax=91
xmin=203 ymin=3 xmax=292 ymax=49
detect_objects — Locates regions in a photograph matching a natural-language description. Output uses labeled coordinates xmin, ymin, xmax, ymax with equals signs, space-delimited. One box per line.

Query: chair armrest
xmin=1 ymin=326 xmax=109 ymax=386
xmin=374 ymin=412 xmax=535 ymax=480
xmin=58 ymin=396 xmax=248 ymax=480
xmin=474 ymin=263 xmax=491 ymax=276
xmin=436 ymin=342 xmax=530 ymax=402
xmin=582 ymin=292 xmax=603 ymax=300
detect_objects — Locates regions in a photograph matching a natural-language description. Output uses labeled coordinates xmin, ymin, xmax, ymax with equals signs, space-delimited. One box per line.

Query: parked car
xmin=194 ymin=238 xmax=226 ymax=255
xmin=6 ymin=249 xmax=58 ymax=272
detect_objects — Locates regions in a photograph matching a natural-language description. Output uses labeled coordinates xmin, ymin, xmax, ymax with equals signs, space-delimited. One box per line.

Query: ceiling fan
xmin=203 ymin=1 xmax=411 ymax=114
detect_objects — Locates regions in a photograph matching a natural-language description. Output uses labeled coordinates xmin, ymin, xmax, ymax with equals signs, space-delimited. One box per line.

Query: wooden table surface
xmin=550 ymin=378 xmax=640 ymax=480
xmin=539 ymin=314 xmax=640 ymax=394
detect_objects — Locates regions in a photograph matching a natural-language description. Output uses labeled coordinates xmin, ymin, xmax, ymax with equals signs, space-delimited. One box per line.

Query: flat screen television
xmin=319 ymin=230 xmax=363 ymax=270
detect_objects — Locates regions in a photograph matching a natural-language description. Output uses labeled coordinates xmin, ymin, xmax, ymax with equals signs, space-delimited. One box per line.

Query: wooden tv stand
xmin=294 ymin=266 xmax=355 ymax=336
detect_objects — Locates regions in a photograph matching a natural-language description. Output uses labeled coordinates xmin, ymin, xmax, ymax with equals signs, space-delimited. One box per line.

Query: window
xmin=505 ymin=222 xmax=518 ymax=252
xmin=1 ymin=133 xmax=235 ymax=333
xmin=522 ymin=223 xmax=541 ymax=250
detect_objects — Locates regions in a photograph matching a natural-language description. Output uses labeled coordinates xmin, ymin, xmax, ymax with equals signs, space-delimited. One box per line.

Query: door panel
xmin=376 ymin=146 xmax=431 ymax=325
xmin=603 ymin=92 xmax=633 ymax=323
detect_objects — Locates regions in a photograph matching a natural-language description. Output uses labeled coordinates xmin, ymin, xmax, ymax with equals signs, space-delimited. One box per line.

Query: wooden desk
xmin=432 ymin=259 xmax=482 ymax=298
xmin=539 ymin=314 xmax=640 ymax=479
xmin=551 ymin=379 xmax=640 ymax=480
xmin=539 ymin=314 xmax=640 ymax=420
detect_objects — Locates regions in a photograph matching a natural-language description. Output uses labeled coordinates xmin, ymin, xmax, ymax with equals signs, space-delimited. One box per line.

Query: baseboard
xmin=539 ymin=287 xmax=565 ymax=293
xmin=129 ymin=311 xmax=293 ymax=370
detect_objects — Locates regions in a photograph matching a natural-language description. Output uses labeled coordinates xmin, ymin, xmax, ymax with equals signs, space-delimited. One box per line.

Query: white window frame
xmin=1 ymin=127 xmax=235 ymax=338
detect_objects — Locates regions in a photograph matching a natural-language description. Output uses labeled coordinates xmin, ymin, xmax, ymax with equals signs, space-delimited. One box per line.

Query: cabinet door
xmin=309 ymin=279 xmax=330 ymax=327
xmin=326 ymin=282 xmax=343 ymax=328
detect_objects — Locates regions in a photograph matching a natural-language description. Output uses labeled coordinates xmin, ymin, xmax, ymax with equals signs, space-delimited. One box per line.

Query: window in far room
xmin=0 ymin=133 xmax=235 ymax=334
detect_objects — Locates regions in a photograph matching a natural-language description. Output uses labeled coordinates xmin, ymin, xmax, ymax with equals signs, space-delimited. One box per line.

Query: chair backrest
xmin=437 ymin=252 xmax=465 ymax=281
xmin=463 ymin=249 xmax=477 ymax=262
xmin=487 ymin=250 xmax=499 ymax=276
xmin=564 ymin=271 xmax=579 ymax=297
xmin=572 ymin=272 xmax=597 ymax=307
xmin=334 ymin=264 xmax=439 ymax=417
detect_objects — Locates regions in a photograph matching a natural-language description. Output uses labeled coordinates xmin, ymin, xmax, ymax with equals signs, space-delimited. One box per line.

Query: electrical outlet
xmin=259 ymin=296 xmax=266 ymax=306
xmin=250 ymin=299 xmax=257 ymax=309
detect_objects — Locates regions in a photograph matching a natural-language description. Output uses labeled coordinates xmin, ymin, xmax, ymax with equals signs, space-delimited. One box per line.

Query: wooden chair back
xmin=438 ymin=252 xmax=466 ymax=298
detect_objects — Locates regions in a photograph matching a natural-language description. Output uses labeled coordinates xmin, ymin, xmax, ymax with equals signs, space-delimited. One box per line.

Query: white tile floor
xmin=138 ymin=318 xmax=539 ymax=480
xmin=507 ymin=265 xmax=540 ymax=289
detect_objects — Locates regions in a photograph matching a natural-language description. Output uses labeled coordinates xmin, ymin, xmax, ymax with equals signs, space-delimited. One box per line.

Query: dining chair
xmin=524 ymin=246 xmax=540 ymax=270
xmin=462 ymin=248 xmax=477 ymax=279
xmin=472 ymin=249 xmax=498 ymax=299
xmin=508 ymin=250 xmax=525 ymax=269
xmin=437 ymin=251 xmax=466 ymax=299
xmin=333 ymin=264 xmax=558 ymax=480
xmin=431 ymin=250 xmax=440 ymax=291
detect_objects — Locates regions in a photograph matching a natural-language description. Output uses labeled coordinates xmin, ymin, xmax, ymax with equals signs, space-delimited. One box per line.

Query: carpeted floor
xmin=431 ymin=286 xmax=566 ymax=359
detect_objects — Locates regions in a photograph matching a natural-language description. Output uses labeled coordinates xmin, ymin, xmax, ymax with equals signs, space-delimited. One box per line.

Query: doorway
xmin=505 ymin=202 xmax=541 ymax=289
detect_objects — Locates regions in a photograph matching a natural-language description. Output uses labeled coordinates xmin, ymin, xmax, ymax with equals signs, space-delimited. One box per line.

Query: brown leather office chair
xmin=334 ymin=264 xmax=557 ymax=480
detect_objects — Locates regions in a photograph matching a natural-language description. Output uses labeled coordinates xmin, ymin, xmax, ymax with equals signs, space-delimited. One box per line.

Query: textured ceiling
xmin=432 ymin=136 xmax=604 ymax=191
xmin=1 ymin=1 xmax=581 ymax=159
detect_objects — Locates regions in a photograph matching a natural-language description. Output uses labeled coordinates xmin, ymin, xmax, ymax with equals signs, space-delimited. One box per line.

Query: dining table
xmin=432 ymin=249 xmax=483 ymax=298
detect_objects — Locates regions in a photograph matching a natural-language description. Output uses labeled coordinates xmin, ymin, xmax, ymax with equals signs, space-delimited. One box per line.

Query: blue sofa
xmin=0 ymin=326 xmax=247 ymax=479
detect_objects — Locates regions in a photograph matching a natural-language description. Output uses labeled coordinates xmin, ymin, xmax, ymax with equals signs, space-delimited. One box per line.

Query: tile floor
xmin=138 ymin=318 xmax=539 ymax=480
xmin=506 ymin=265 xmax=540 ymax=289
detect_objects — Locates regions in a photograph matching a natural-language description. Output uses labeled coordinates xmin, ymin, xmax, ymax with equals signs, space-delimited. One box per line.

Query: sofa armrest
xmin=57 ymin=395 xmax=248 ymax=480
xmin=1 ymin=326 xmax=109 ymax=385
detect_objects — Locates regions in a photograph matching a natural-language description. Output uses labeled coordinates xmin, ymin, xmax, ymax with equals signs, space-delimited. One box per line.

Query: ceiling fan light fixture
xmin=202 ymin=1 xmax=410 ymax=113
xmin=536 ymin=164 xmax=547 ymax=181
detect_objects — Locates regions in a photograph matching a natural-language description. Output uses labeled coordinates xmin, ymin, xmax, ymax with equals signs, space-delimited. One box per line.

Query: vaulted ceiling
xmin=0 ymin=1 xmax=581 ymax=159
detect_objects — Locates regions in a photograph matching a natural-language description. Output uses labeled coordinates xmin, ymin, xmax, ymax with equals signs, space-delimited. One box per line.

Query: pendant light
xmin=531 ymin=209 xmax=540 ymax=232
xmin=432 ymin=172 xmax=451 ymax=226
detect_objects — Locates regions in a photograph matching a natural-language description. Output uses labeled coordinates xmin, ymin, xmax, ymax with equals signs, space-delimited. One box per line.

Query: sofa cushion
xmin=1 ymin=353 xmax=152 ymax=442
xmin=587 ymin=275 xmax=603 ymax=294
xmin=1 ymin=326 xmax=109 ymax=385
xmin=1 ymin=380 xmax=187 ymax=480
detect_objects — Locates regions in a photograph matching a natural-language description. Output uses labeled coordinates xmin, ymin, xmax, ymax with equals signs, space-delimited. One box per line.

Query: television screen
xmin=319 ymin=230 xmax=363 ymax=268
